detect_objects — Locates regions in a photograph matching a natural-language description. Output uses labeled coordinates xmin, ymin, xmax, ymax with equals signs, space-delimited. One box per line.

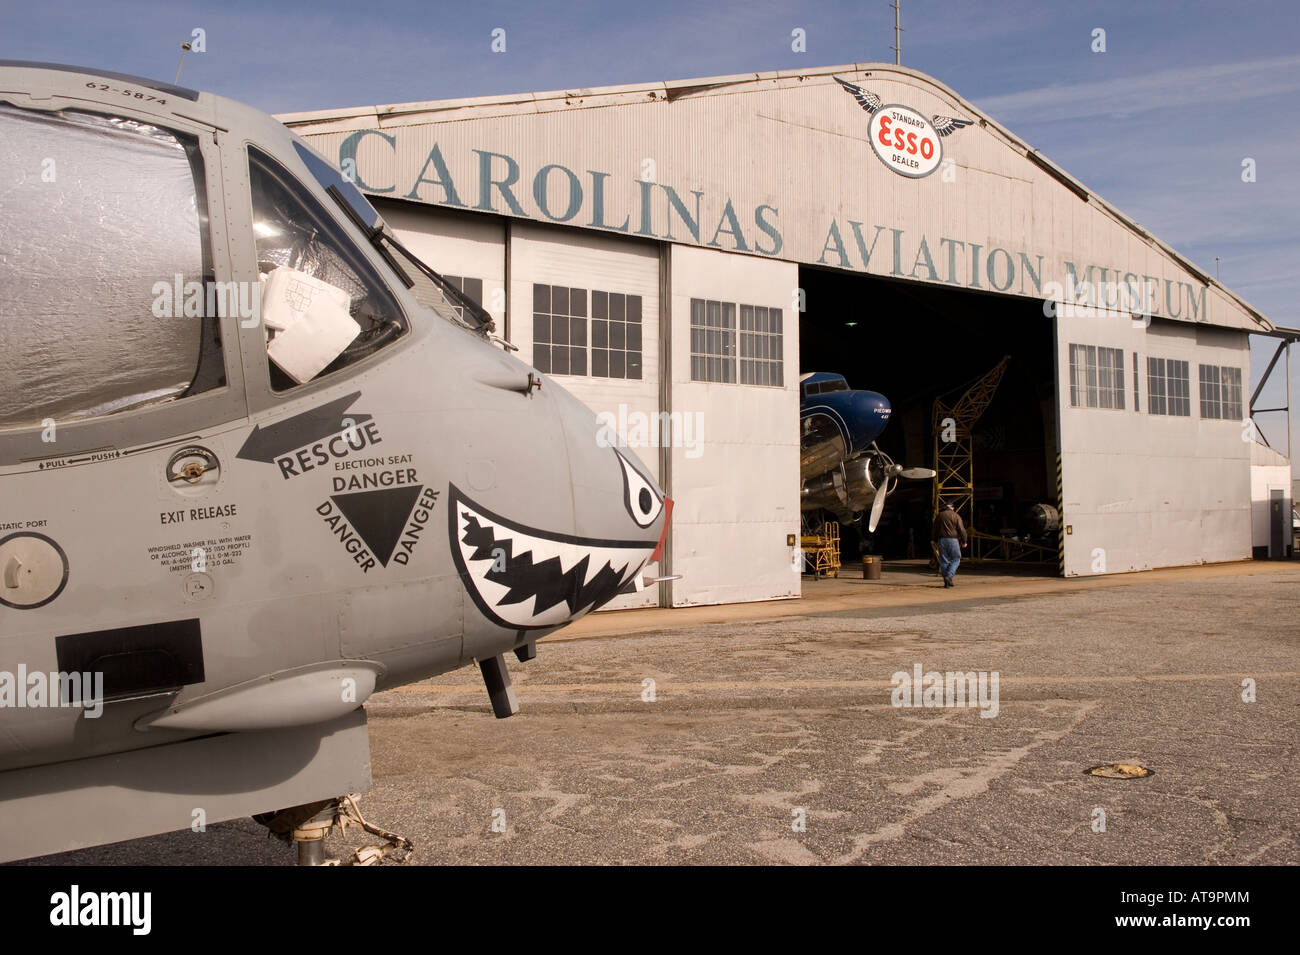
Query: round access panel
xmin=0 ymin=533 xmax=70 ymax=610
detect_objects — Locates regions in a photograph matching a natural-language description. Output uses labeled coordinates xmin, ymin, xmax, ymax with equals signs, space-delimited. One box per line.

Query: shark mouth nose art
xmin=449 ymin=485 xmax=656 ymax=630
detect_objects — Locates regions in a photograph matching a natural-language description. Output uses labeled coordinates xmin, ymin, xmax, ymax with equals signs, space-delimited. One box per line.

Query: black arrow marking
xmin=236 ymin=392 xmax=372 ymax=464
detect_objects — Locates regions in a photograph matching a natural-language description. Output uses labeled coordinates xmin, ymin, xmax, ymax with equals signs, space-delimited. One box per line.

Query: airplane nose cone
xmin=448 ymin=381 xmax=666 ymax=635
xmin=850 ymin=390 xmax=892 ymax=450
xmin=554 ymin=391 xmax=667 ymax=546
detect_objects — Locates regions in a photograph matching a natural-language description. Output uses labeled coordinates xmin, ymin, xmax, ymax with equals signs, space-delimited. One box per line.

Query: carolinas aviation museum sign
xmin=296 ymin=70 xmax=1230 ymax=328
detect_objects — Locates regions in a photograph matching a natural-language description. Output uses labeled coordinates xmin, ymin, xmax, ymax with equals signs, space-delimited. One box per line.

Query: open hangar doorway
xmin=799 ymin=265 xmax=1058 ymax=571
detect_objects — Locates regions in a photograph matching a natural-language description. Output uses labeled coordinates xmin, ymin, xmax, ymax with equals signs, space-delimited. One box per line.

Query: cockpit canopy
xmin=799 ymin=372 xmax=850 ymax=399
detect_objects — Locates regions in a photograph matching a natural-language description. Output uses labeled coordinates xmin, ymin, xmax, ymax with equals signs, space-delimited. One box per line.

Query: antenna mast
xmin=891 ymin=0 xmax=902 ymax=65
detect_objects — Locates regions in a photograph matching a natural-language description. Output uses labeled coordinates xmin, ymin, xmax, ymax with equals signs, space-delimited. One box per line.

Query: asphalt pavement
xmin=16 ymin=560 xmax=1299 ymax=865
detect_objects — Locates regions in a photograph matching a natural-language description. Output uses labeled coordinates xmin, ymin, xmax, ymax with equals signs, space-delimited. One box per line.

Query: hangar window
xmin=1068 ymin=345 xmax=1124 ymax=409
xmin=533 ymin=284 xmax=588 ymax=376
xmin=1147 ymin=357 xmax=1191 ymax=416
xmin=0 ymin=104 xmax=222 ymax=429
xmin=441 ymin=275 xmax=484 ymax=323
xmin=1133 ymin=352 xmax=1140 ymax=412
xmin=690 ymin=299 xmax=737 ymax=383
xmin=1221 ymin=367 xmax=1243 ymax=419
xmin=592 ymin=291 xmax=643 ymax=380
xmin=740 ymin=306 xmax=784 ymax=387
xmin=1199 ymin=365 xmax=1243 ymax=420
xmin=248 ymin=147 xmax=408 ymax=390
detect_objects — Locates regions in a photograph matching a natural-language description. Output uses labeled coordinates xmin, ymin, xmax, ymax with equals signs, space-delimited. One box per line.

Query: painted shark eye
xmin=616 ymin=449 xmax=662 ymax=528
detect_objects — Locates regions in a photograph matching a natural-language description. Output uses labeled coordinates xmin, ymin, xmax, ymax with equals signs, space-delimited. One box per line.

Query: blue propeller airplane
xmin=799 ymin=373 xmax=936 ymax=532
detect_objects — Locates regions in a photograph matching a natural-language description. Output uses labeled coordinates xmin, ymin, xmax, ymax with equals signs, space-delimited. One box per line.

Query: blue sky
xmin=4 ymin=0 xmax=1298 ymax=451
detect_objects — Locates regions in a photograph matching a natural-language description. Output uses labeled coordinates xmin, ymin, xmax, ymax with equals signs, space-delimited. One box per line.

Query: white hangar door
xmin=1056 ymin=310 xmax=1251 ymax=575
xmin=668 ymin=246 xmax=801 ymax=607
xmin=510 ymin=222 xmax=664 ymax=610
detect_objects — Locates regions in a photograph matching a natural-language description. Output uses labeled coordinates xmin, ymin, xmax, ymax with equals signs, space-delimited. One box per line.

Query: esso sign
xmin=868 ymin=105 xmax=942 ymax=179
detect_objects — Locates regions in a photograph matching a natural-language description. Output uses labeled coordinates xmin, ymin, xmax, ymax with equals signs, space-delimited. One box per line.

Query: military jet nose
xmin=850 ymin=390 xmax=892 ymax=449
xmin=556 ymin=392 xmax=668 ymax=549
xmin=448 ymin=382 xmax=670 ymax=633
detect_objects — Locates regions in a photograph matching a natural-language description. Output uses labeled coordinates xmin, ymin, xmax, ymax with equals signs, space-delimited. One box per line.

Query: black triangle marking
xmin=331 ymin=485 xmax=423 ymax=567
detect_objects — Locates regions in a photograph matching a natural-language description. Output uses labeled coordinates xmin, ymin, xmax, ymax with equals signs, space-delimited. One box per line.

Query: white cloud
xmin=975 ymin=54 xmax=1300 ymax=124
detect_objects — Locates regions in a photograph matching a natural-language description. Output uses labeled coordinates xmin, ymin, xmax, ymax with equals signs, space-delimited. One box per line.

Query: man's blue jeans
xmin=938 ymin=537 xmax=962 ymax=580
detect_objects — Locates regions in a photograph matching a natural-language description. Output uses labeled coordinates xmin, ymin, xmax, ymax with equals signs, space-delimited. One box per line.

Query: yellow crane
xmin=930 ymin=355 xmax=1055 ymax=563
xmin=930 ymin=356 xmax=1050 ymax=566
xmin=931 ymin=356 xmax=1010 ymax=533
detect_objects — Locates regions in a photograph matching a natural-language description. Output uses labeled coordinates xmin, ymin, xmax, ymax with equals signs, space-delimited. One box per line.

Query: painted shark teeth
xmin=449 ymin=485 xmax=655 ymax=630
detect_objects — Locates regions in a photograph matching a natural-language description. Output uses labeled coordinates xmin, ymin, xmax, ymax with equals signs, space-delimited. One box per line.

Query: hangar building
xmin=279 ymin=63 xmax=1295 ymax=609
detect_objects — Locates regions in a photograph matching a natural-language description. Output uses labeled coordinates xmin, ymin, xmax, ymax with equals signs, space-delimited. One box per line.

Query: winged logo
xmin=832 ymin=76 xmax=973 ymax=136
xmin=832 ymin=75 xmax=972 ymax=178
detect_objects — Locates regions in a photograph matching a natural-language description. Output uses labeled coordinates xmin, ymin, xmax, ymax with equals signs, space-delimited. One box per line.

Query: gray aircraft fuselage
xmin=0 ymin=62 xmax=667 ymax=856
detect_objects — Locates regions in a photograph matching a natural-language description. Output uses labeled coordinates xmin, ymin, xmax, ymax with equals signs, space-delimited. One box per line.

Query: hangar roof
xmin=280 ymin=63 xmax=1275 ymax=335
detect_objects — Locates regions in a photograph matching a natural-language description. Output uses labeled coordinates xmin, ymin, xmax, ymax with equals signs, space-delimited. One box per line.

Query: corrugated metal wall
xmin=287 ymin=65 xmax=1268 ymax=335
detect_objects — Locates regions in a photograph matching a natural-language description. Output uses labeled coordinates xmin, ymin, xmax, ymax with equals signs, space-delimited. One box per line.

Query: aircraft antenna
xmin=174 ymin=41 xmax=192 ymax=85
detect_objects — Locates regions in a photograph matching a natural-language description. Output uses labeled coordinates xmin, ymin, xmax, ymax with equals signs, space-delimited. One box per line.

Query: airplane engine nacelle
xmin=801 ymin=457 xmax=882 ymax=514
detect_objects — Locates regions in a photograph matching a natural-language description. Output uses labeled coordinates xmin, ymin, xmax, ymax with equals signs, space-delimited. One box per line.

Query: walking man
xmin=932 ymin=501 xmax=967 ymax=588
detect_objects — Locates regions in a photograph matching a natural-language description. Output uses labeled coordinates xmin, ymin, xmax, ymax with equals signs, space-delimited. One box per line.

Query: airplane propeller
xmin=867 ymin=474 xmax=889 ymax=533
xmin=865 ymin=448 xmax=938 ymax=533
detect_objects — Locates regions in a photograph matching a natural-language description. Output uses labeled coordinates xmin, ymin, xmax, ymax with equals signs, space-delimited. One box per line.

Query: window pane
xmin=0 ymin=104 xmax=217 ymax=426
xmin=1222 ymin=367 xmax=1243 ymax=419
xmin=1069 ymin=345 xmax=1081 ymax=407
xmin=250 ymin=146 xmax=407 ymax=389
xmin=1112 ymin=350 xmax=1125 ymax=410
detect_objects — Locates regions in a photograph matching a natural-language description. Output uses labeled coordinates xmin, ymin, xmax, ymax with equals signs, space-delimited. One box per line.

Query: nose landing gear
xmin=254 ymin=795 xmax=413 ymax=866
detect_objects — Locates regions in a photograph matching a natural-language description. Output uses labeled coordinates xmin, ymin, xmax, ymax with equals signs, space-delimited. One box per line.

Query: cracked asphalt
xmin=18 ymin=561 xmax=1299 ymax=865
